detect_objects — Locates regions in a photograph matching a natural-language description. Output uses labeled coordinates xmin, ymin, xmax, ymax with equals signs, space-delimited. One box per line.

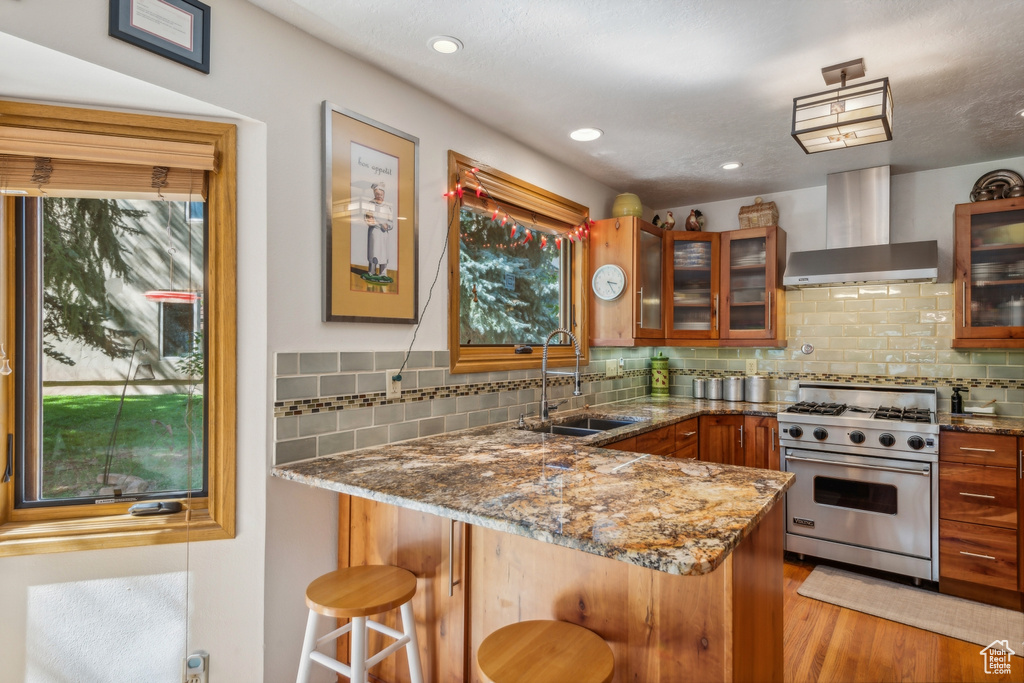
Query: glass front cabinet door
xmin=665 ymin=231 xmax=720 ymax=341
xmin=720 ymin=226 xmax=785 ymax=342
xmin=954 ymin=198 xmax=1024 ymax=346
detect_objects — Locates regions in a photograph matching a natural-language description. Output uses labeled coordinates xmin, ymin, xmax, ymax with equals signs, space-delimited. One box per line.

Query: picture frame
xmin=322 ymin=102 xmax=419 ymax=324
xmin=109 ymin=0 xmax=211 ymax=74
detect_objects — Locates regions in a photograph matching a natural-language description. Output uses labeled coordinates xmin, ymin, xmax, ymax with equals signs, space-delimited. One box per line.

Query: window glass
xmin=458 ymin=204 xmax=571 ymax=345
xmin=19 ymin=196 xmax=205 ymax=505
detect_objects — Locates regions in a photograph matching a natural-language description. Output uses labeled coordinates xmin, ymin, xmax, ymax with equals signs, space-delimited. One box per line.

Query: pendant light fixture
xmin=792 ymin=58 xmax=893 ymax=154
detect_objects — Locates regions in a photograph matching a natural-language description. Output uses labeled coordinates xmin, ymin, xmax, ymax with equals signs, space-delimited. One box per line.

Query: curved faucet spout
xmin=541 ymin=328 xmax=582 ymax=421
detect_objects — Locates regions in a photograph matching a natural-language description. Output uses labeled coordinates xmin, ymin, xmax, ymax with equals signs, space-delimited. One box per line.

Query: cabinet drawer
xmin=674 ymin=418 xmax=699 ymax=452
xmin=939 ymin=463 xmax=1017 ymax=529
xmin=669 ymin=443 xmax=698 ymax=460
xmin=939 ymin=519 xmax=1017 ymax=591
xmin=939 ymin=431 xmax=1016 ymax=467
xmin=636 ymin=424 xmax=675 ymax=456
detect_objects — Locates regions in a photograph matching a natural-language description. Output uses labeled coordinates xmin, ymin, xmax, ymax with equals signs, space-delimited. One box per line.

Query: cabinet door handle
xmin=767 ymin=292 xmax=772 ymax=331
xmin=958 ymin=491 xmax=996 ymax=499
xmin=1019 ymin=449 xmax=1022 ymax=480
xmin=770 ymin=428 xmax=776 ymax=452
xmin=448 ymin=518 xmax=462 ymax=597
xmin=637 ymin=287 xmax=644 ymax=328
xmin=960 ymin=550 xmax=996 ymax=561
xmin=961 ymin=281 xmax=966 ymax=328
xmin=713 ymin=294 xmax=719 ymax=331
xmin=738 ymin=425 xmax=744 ymax=448
xmin=959 ymin=447 xmax=996 ymax=453
xmin=680 ymin=431 xmax=697 ymax=437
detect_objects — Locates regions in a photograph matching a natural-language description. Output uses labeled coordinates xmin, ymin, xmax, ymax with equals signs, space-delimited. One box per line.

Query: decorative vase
xmin=611 ymin=193 xmax=643 ymax=218
xmin=651 ymin=351 xmax=669 ymax=397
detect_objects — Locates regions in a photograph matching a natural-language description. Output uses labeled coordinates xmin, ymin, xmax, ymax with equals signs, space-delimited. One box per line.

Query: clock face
xmin=592 ymin=264 xmax=627 ymax=301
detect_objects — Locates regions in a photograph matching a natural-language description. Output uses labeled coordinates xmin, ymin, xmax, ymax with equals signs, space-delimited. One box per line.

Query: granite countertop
xmin=937 ymin=412 xmax=1024 ymax=436
xmin=273 ymin=396 xmax=793 ymax=577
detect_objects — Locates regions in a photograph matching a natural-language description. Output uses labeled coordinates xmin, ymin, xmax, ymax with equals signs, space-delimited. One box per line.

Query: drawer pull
xmin=958 ymin=492 xmax=996 ymax=499
xmin=959 ymin=550 xmax=996 ymax=561
xmin=680 ymin=431 xmax=697 ymax=437
xmin=958 ymin=447 xmax=996 ymax=453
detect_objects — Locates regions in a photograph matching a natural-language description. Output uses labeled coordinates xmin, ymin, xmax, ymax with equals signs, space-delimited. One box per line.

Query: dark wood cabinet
xmin=741 ymin=415 xmax=780 ymax=470
xmin=664 ymin=231 xmax=720 ymax=344
xmin=700 ymin=414 xmax=744 ymax=465
xmin=938 ymin=430 xmax=1021 ymax=609
xmin=720 ymin=226 xmax=786 ymax=345
xmin=953 ymin=197 xmax=1024 ymax=348
xmin=672 ymin=418 xmax=699 ymax=459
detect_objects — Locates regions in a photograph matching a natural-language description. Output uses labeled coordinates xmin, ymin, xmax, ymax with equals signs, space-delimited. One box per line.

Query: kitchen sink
xmin=528 ymin=417 xmax=637 ymax=437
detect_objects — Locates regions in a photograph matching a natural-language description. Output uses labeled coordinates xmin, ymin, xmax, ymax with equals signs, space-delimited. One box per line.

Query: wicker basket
xmin=738 ymin=197 xmax=779 ymax=228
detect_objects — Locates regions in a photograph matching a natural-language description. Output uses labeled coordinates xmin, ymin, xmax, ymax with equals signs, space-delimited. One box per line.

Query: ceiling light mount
xmin=721 ymin=162 xmax=742 ymax=170
xmin=792 ymin=57 xmax=893 ymax=154
xmin=429 ymin=36 xmax=463 ymax=54
xmin=569 ymin=127 xmax=603 ymax=142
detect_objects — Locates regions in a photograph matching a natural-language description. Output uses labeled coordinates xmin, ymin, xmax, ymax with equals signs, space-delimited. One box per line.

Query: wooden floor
xmin=785 ymin=559 xmax=1023 ymax=682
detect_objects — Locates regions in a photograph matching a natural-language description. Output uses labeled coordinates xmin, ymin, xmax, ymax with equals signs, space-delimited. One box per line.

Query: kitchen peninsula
xmin=273 ymin=398 xmax=794 ymax=682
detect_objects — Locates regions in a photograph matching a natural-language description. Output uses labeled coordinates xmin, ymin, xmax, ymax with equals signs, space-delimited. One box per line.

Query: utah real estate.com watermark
xmin=980 ymin=640 xmax=1015 ymax=675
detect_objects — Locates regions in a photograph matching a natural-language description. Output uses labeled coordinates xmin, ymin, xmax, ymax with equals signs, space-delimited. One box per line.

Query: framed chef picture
xmin=322 ymin=102 xmax=419 ymax=323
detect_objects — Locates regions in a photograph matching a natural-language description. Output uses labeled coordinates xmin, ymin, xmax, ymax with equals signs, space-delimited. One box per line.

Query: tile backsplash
xmin=274 ymin=283 xmax=1022 ymax=464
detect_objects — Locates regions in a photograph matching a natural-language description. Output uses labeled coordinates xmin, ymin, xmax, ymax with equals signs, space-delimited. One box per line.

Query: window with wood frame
xmin=447 ymin=151 xmax=590 ymax=373
xmin=0 ymin=101 xmax=236 ymax=556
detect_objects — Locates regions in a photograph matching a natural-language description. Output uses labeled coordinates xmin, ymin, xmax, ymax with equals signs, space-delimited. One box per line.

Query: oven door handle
xmin=784 ymin=454 xmax=931 ymax=476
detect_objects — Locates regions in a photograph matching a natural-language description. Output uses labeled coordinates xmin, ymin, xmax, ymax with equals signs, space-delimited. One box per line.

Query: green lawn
xmin=42 ymin=393 xmax=204 ymax=499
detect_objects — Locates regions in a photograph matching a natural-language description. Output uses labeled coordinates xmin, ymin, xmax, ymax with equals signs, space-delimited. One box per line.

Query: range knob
xmin=788 ymin=425 xmax=803 ymax=438
xmin=907 ymin=435 xmax=925 ymax=450
xmin=813 ymin=427 xmax=828 ymax=441
xmin=879 ymin=433 xmax=896 ymax=447
xmin=849 ymin=430 xmax=866 ymax=444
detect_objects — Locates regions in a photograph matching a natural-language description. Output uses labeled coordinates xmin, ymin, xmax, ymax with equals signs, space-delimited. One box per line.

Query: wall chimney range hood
xmin=783 ymin=166 xmax=938 ymax=287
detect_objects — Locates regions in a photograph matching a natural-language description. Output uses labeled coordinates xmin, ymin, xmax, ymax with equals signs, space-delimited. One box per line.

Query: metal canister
xmin=723 ymin=376 xmax=745 ymax=402
xmin=651 ymin=352 xmax=670 ymax=397
xmin=744 ymin=375 xmax=769 ymax=403
xmin=706 ymin=377 xmax=723 ymax=400
xmin=692 ymin=378 xmax=706 ymax=399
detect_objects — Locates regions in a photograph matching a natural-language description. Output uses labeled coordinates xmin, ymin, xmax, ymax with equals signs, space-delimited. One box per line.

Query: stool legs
xmin=400 ymin=600 xmax=424 ymax=683
xmin=296 ymin=609 xmax=319 ymax=683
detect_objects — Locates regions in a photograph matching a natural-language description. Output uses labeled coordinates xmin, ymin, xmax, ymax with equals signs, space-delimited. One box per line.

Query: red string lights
xmin=445 ymin=168 xmax=592 ymax=249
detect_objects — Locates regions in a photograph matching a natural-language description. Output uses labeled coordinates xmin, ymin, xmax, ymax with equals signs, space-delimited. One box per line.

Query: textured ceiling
xmin=248 ymin=0 xmax=1024 ymax=208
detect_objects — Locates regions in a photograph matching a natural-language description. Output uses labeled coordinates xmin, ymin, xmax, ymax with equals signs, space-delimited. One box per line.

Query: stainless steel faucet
xmin=540 ymin=328 xmax=582 ymax=420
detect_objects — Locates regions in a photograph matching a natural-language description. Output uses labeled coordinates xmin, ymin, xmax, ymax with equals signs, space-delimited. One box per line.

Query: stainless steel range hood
xmin=783 ymin=166 xmax=938 ymax=287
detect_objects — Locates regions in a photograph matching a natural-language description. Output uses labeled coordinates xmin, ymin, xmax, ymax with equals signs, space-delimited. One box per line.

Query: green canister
xmin=651 ymin=352 xmax=670 ymax=397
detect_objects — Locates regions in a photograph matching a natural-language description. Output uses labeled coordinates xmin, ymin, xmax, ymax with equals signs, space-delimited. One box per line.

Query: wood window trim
xmin=0 ymin=101 xmax=236 ymax=557
xmin=447 ymin=151 xmax=590 ymax=374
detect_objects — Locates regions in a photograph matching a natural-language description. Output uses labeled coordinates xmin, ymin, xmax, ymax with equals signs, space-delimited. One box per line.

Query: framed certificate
xmin=109 ymin=0 xmax=211 ymax=73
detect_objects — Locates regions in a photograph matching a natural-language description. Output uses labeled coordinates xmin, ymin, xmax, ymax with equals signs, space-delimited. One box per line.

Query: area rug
xmin=797 ymin=564 xmax=1024 ymax=653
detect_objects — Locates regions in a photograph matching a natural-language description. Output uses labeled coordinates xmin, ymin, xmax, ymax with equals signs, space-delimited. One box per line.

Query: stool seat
xmin=306 ymin=565 xmax=417 ymax=618
xmin=297 ymin=565 xmax=423 ymax=683
xmin=477 ymin=620 xmax=614 ymax=683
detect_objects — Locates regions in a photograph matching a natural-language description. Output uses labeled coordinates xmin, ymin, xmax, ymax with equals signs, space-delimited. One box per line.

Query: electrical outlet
xmin=745 ymin=359 xmax=758 ymax=375
xmin=183 ymin=651 xmax=209 ymax=683
xmin=386 ymin=370 xmax=402 ymax=399
xmin=605 ymin=359 xmax=617 ymax=378
xmin=618 ymin=357 xmax=625 ymax=377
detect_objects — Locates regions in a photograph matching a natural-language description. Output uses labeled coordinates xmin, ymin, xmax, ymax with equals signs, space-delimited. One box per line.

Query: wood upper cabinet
xmin=953 ymin=197 xmax=1024 ymax=347
xmin=664 ymin=231 xmax=720 ymax=343
xmin=700 ymin=414 xmax=744 ymax=465
xmin=740 ymin=415 xmax=780 ymax=471
xmin=720 ymin=226 xmax=786 ymax=344
xmin=590 ymin=216 xmax=665 ymax=345
xmin=340 ymin=495 xmax=467 ymax=683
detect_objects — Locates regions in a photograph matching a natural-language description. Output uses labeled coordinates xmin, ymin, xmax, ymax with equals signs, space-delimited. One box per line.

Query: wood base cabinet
xmin=700 ymin=414 xmax=779 ymax=470
xmin=938 ymin=431 xmax=1022 ymax=610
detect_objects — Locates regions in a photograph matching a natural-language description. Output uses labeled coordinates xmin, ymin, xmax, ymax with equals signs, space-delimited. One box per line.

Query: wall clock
xmin=591 ymin=263 xmax=627 ymax=301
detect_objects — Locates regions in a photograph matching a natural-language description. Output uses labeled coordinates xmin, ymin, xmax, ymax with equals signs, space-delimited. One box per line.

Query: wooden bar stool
xmin=477 ymin=620 xmax=614 ymax=683
xmin=296 ymin=565 xmax=423 ymax=683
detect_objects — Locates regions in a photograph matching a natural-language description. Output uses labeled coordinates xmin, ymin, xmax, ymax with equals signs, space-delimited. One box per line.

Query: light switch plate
xmin=605 ymin=359 xmax=617 ymax=378
xmin=745 ymin=359 xmax=758 ymax=375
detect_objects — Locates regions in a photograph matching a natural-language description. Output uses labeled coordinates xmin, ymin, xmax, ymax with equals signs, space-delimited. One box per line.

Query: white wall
xmin=661 ymin=155 xmax=1024 ymax=285
xmin=0 ymin=1 xmax=621 ymax=681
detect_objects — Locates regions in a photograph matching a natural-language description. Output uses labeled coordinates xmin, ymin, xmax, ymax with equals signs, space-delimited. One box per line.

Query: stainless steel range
xmin=778 ymin=383 xmax=940 ymax=582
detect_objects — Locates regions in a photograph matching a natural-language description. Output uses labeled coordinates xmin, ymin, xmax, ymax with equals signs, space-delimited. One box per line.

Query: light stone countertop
xmin=272 ymin=396 xmax=793 ymax=576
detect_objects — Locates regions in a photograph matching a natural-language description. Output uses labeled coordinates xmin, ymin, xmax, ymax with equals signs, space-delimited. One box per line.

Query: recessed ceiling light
xmin=569 ymin=128 xmax=603 ymax=142
xmin=1017 ymin=108 xmax=1024 ymax=118
xmin=429 ymin=36 xmax=463 ymax=54
xmin=721 ymin=162 xmax=742 ymax=170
